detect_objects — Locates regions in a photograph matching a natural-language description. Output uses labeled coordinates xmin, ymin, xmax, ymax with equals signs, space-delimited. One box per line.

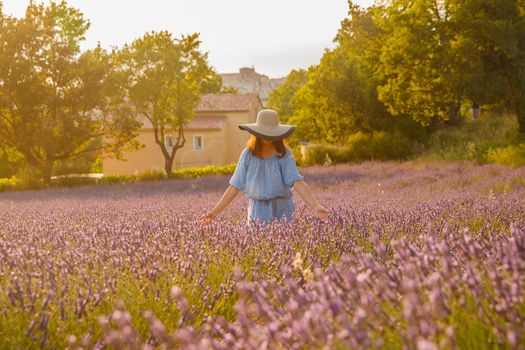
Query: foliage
xmin=52 ymin=153 xmax=99 ymax=176
xmin=302 ymin=131 xmax=415 ymax=166
xmin=266 ymin=69 xmax=307 ymax=123
xmin=487 ymin=144 xmax=525 ymax=167
xmin=275 ymin=3 xmax=429 ymax=146
xmin=290 ymin=145 xmax=304 ymax=167
xmin=373 ymin=0 xmax=462 ymax=125
xmin=170 ymin=163 xmax=237 ymax=179
xmin=273 ymin=0 xmax=525 ymax=147
xmin=0 ymin=177 xmax=24 ymax=192
xmin=52 ymin=138 xmax=103 ymax=176
xmin=0 ymin=163 xmax=238 ymax=193
xmin=219 ymin=85 xmax=239 ymax=93
xmin=373 ymin=0 xmax=525 ymax=130
xmin=91 ymin=156 xmax=104 ymax=173
xmin=97 ymin=174 xmax=136 ymax=185
xmin=0 ymin=145 xmax=24 ymax=178
xmin=115 ymin=31 xmax=221 ymax=176
xmin=0 ymin=162 xmax=524 ymax=348
xmin=419 ymin=112 xmax=521 ymax=163
xmin=0 ymin=1 xmax=140 ymax=183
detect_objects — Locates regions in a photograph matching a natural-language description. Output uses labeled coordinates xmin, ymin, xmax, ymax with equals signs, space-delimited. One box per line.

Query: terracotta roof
xmin=185 ymin=115 xmax=226 ymax=130
xmin=196 ymin=93 xmax=261 ymax=112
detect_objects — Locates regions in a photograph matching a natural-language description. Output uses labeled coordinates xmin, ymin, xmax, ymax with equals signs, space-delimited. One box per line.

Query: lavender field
xmin=0 ymin=161 xmax=524 ymax=349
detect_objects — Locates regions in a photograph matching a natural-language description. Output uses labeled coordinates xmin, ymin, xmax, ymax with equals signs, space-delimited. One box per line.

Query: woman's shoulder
xmin=239 ymin=148 xmax=254 ymax=164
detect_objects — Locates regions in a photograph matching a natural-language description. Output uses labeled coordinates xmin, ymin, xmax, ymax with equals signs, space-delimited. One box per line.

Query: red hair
xmin=247 ymin=135 xmax=286 ymax=159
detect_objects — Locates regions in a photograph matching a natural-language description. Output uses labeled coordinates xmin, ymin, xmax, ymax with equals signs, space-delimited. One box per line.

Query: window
xmin=164 ymin=135 xmax=174 ymax=149
xmin=193 ymin=135 xmax=203 ymax=151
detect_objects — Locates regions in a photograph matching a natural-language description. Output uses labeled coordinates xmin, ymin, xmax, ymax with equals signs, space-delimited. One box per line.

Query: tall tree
xmin=283 ymin=2 xmax=421 ymax=145
xmin=449 ymin=0 xmax=525 ymax=133
xmin=0 ymin=1 xmax=140 ymax=182
xmin=116 ymin=31 xmax=220 ymax=175
xmin=374 ymin=0 xmax=525 ymax=131
xmin=267 ymin=69 xmax=308 ymax=123
xmin=374 ymin=0 xmax=460 ymax=126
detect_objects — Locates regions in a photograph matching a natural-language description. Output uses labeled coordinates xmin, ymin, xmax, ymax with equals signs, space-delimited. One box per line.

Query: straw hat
xmin=238 ymin=109 xmax=296 ymax=141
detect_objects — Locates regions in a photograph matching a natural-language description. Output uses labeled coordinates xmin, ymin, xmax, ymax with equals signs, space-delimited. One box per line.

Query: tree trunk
xmin=445 ymin=100 xmax=462 ymax=126
xmin=515 ymin=96 xmax=525 ymax=134
xmin=507 ymin=68 xmax=525 ymax=134
xmin=164 ymin=157 xmax=174 ymax=177
xmin=41 ymin=160 xmax=53 ymax=185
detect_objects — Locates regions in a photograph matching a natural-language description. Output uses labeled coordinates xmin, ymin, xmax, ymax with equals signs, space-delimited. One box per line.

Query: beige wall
xmin=222 ymin=106 xmax=261 ymax=164
xmin=103 ymin=104 xmax=262 ymax=175
xmin=174 ymin=128 xmax=226 ymax=169
xmin=104 ymin=130 xmax=165 ymax=175
xmin=223 ymin=111 xmax=252 ymax=164
xmin=104 ymin=128 xmax=226 ymax=175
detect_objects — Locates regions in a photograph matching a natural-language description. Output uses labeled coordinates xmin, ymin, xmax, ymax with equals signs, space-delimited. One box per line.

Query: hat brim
xmin=238 ymin=124 xmax=296 ymax=141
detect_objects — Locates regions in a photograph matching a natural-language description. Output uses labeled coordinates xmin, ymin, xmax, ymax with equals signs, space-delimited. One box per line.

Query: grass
xmin=417 ymin=112 xmax=524 ymax=165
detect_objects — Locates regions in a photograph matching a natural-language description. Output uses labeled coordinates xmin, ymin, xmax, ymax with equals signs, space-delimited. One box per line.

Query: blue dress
xmin=229 ymin=147 xmax=304 ymax=224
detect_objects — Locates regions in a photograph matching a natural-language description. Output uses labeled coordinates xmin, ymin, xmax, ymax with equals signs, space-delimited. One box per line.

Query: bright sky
xmin=1 ymin=0 xmax=374 ymax=78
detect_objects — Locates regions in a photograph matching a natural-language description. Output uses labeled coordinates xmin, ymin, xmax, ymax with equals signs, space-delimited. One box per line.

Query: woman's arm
xmin=293 ymin=180 xmax=327 ymax=220
xmin=199 ymin=185 xmax=240 ymax=224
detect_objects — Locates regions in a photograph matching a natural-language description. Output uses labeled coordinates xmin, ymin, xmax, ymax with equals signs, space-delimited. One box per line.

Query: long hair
xmin=247 ymin=135 xmax=286 ymax=159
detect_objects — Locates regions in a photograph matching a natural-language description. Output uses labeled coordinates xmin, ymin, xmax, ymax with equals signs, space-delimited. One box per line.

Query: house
xmin=220 ymin=67 xmax=285 ymax=106
xmin=103 ymin=93 xmax=263 ymax=175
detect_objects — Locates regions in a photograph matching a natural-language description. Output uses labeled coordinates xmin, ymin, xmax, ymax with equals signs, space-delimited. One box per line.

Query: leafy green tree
xmin=373 ymin=0 xmax=461 ymax=126
xmin=374 ymin=0 xmax=525 ymax=132
xmin=0 ymin=145 xmax=24 ymax=178
xmin=219 ymin=85 xmax=238 ymax=93
xmin=267 ymin=69 xmax=308 ymax=122
xmin=286 ymin=2 xmax=421 ymax=145
xmin=116 ymin=31 xmax=220 ymax=175
xmin=449 ymin=0 xmax=525 ymax=133
xmin=0 ymin=1 xmax=140 ymax=183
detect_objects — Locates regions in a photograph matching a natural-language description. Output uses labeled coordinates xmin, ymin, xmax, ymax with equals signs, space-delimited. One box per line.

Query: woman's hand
xmin=199 ymin=185 xmax=240 ymax=226
xmin=292 ymin=181 xmax=327 ymax=221
xmin=199 ymin=211 xmax=217 ymax=225
xmin=314 ymin=205 xmax=328 ymax=221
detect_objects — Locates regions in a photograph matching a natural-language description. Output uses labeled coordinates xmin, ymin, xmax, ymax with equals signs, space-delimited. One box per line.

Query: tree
xmin=281 ymin=2 xmax=422 ymax=145
xmin=219 ymin=85 xmax=239 ymax=94
xmin=374 ymin=0 xmax=525 ymax=131
xmin=449 ymin=0 xmax=525 ymax=133
xmin=116 ymin=31 xmax=220 ymax=175
xmin=0 ymin=1 xmax=140 ymax=182
xmin=373 ymin=0 xmax=461 ymax=126
xmin=267 ymin=69 xmax=308 ymax=122
xmin=0 ymin=145 xmax=24 ymax=178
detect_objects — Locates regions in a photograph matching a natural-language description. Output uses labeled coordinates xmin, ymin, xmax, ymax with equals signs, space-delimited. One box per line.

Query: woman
xmin=200 ymin=109 xmax=327 ymax=225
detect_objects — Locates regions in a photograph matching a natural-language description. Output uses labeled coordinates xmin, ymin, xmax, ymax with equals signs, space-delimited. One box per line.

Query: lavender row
xmin=0 ymin=161 xmax=523 ymax=348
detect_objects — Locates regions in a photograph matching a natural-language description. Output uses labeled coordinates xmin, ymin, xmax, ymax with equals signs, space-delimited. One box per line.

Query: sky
xmin=1 ymin=0 xmax=375 ymax=78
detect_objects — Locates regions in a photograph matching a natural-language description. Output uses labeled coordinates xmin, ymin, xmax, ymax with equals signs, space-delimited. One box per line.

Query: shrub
xmin=0 ymin=146 xmax=24 ymax=178
xmin=171 ymin=164 xmax=236 ymax=179
xmin=137 ymin=169 xmax=167 ymax=182
xmin=302 ymin=131 xmax=415 ymax=166
xmin=486 ymin=144 xmax=525 ymax=167
xmin=0 ymin=176 xmax=46 ymax=192
xmin=303 ymin=145 xmax=339 ymax=166
xmin=91 ymin=156 xmax=104 ymax=173
xmin=290 ymin=145 xmax=304 ymax=167
xmin=419 ymin=112 xmax=519 ymax=163
xmin=0 ymin=177 xmax=20 ymax=192
xmin=98 ymin=174 xmax=136 ymax=185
